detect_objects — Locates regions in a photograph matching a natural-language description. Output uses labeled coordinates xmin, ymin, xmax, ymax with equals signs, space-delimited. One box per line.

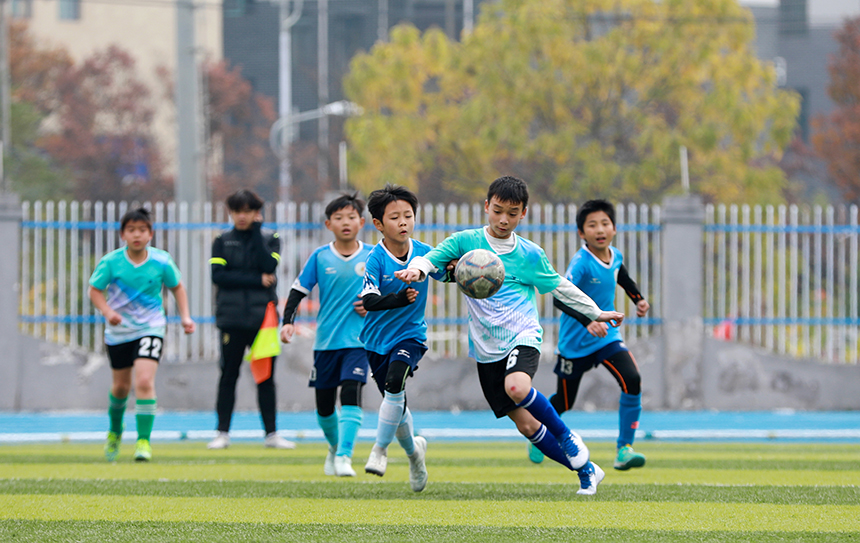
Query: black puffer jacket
xmin=210 ymin=223 xmax=280 ymax=330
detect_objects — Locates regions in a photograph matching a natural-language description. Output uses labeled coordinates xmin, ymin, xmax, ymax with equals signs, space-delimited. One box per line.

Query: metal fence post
xmin=0 ymin=192 xmax=21 ymax=409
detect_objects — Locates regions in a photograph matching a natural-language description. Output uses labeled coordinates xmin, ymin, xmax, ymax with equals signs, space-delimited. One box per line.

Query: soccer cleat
xmin=324 ymin=447 xmax=336 ymax=476
xmin=559 ymin=431 xmax=589 ymax=470
xmin=527 ymin=442 xmax=545 ymax=464
xmin=264 ymin=432 xmax=297 ymax=449
xmin=334 ymin=455 xmax=357 ymax=477
xmin=364 ymin=445 xmax=388 ymax=476
xmin=614 ymin=445 xmax=646 ymax=471
xmin=407 ymin=436 xmax=428 ymax=492
xmin=104 ymin=430 xmax=122 ymax=462
xmin=133 ymin=439 xmax=152 ymax=462
xmin=207 ymin=432 xmax=230 ymax=450
xmin=576 ymin=461 xmax=605 ymax=496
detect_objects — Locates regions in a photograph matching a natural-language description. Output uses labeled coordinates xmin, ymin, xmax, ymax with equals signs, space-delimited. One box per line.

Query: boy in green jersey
xmin=396 ymin=176 xmax=623 ymax=495
xmin=89 ymin=208 xmax=195 ymax=462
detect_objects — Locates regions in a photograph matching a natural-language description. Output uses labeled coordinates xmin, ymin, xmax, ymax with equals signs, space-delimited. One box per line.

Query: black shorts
xmin=106 ymin=336 xmax=164 ymax=370
xmin=477 ymin=346 xmax=541 ymax=418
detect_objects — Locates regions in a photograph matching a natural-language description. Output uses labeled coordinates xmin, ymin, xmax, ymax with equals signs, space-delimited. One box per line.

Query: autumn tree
xmin=811 ymin=16 xmax=860 ymax=203
xmin=37 ymin=45 xmax=170 ymax=201
xmin=343 ymin=0 xmax=799 ymax=204
xmin=203 ymin=61 xmax=278 ymax=203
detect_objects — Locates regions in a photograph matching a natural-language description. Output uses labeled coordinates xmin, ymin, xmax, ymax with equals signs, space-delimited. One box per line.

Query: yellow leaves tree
xmin=344 ymin=0 xmax=799 ymax=204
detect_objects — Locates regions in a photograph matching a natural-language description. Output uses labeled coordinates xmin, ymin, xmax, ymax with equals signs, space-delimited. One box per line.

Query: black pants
xmin=216 ymin=328 xmax=277 ymax=434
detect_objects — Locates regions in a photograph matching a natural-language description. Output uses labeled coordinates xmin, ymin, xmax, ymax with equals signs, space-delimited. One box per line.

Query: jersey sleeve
xmin=292 ymin=251 xmax=319 ymax=295
xmin=360 ymin=251 xmax=382 ymax=297
xmin=162 ymin=253 xmax=181 ymax=289
xmin=530 ymin=248 xmax=563 ymax=294
xmin=422 ymin=233 xmax=465 ymax=271
xmin=89 ymin=257 xmax=112 ymax=290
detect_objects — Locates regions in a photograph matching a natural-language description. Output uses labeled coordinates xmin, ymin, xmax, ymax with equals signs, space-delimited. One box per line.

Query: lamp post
xmin=274 ymin=0 xmax=304 ymax=204
xmin=269 ymin=100 xmax=363 ymax=200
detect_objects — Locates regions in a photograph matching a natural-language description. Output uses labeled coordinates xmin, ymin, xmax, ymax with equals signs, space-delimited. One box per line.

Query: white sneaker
xmin=324 ymin=447 xmax=336 ymax=476
xmin=207 ymin=432 xmax=230 ymax=450
xmin=407 ymin=435 xmax=428 ymax=492
xmin=264 ymin=432 xmax=296 ymax=449
xmin=334 ymin=455 xmax=357 ymax=477
xmin=576 ymin=461 xmax=605 ymax=496
xmin=364 ymin=445 xmax=387 ymax=476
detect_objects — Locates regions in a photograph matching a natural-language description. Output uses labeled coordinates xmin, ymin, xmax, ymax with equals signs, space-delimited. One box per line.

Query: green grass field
xmin=1 ymin=440 xmax=858 ymax=542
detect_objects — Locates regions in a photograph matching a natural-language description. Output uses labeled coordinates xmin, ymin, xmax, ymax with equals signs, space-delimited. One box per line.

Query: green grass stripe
xmin=4 ymin=520 xmax=860 ymax=543
xmin=3 ymin=520 xmax=858 ymax=543
xmin=2 ymin=478 xmax=858 ymax=506
xmin=2 ymin=462 xmax=858 ymax=486
xmin=2 ymin=494 xmax=859 ymax=532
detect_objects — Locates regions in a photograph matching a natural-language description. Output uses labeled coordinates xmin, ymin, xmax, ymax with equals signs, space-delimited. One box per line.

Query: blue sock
xmin=337 ymin=405 xmax=362 ymax=458
xmin=618 ymin=392 xmax=642 ymax=449
xmin=316 ymin=411 xmax=338 ymax=450
xmin=517 ymin=388 xmax=569 ymax=439
xmin=395 ymin=407 xmax=415 ymax=455
xmin=375 ymin=390 xmax=405 ymax=449
xmin=528 ymin=425 xmax=573 ymax=470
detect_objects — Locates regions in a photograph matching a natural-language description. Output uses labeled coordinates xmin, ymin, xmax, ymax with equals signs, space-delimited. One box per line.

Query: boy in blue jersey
xmin=280 ymin=193 xmax=373 ymax=477
xmin=89 ymin=208 xmax=196 ymax=462
xmin=397 ymin=176 xmax=624 ymax=495
xmin=359 ymin=184 xmax=449 ymax=492
xmin=528 ymin=199 xmax=650 ymax=471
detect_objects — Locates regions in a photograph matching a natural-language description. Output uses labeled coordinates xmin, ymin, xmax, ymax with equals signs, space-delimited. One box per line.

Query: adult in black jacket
xmin=207 ymin=190 xmax=295 ymax=450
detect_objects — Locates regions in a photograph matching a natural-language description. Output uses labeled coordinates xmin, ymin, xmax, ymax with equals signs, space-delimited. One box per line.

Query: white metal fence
xmin=19 ymin=200 xmax=662 ymax=362
xmin=705 ymin=204 xmax=860 ymax=364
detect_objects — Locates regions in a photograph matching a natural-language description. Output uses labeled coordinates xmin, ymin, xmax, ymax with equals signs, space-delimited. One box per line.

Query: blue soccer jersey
xmin=557 ymin=246 xmax=624 ymax=359
xmin=292 ymin=241 xmax=373 ymax=351
xmin=359 ymin=238 xmax=444 ymax=355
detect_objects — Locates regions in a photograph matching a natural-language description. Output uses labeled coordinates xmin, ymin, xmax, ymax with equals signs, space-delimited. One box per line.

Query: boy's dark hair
xmin=366 ymin=184 xmax=418 ymax=222
xmin=226 ymin=189 xmax=264 ymax=212
xmin=576 ymin=199 xmax=616 ymax=232
xmin=120 ymin=207 xmax=153 ymax=232
xmin=325 ymin=192 xmax=365 ymax=219
xmin=487 ymin=176 xmax=529 ymax=209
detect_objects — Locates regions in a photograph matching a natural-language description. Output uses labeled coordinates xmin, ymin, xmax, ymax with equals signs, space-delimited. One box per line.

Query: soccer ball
xmin=454 ymin=249 xmax=505 ymax=299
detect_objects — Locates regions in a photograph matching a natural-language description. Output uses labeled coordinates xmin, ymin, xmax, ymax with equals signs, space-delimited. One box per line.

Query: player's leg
xmin=132 ymin=347 xmax=160 ymax=462
xmin=335 ymin=379 xmax=363 ymax=477
xmin=315 ymin=386 xmax=339 ymax=475
xmin=332 ymin=348 xmax=368 ymax=477
xmin=601 ymin=349 xmax=645 ymax=470
xmin=502 ymin=347 xmax=589 ymax=469
xmin=529 ymin=357 xmax=588 ymax=464
xmin=209 ymin=329 xmax=245 ymax=449
xmin=105 ymin=341 xmax=135 ymax=461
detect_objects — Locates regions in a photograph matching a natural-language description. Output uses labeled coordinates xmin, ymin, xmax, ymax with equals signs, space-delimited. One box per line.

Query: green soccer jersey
xmin=423 ymin=227 xmax=562 ymax=363
xmin=89 ymin=247 xmax=181 ymax=345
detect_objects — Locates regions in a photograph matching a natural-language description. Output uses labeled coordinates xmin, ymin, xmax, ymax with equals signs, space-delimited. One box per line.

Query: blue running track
xmin=1 ymin=410 xmax=859 ymax=444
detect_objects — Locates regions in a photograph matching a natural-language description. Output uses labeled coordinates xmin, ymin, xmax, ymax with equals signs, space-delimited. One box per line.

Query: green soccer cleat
xmin=133 ymin=438 xmax=152 ymax=462
xmin=614 ymin=445 xmax=646 ymax=470
xmin=527 ymin=442 xmax=545 ymax=464
xmin=104 ymin=430 xmax=122 ymax=462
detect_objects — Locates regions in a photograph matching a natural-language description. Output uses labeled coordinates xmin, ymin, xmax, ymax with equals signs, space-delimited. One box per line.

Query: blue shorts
xmin=310 ymin=348 xmax=369 ymax=389
xmin=366 ymin=339 xmax=427 ymax=395
xmin=554 ymin=341 xmax=629 ymax=378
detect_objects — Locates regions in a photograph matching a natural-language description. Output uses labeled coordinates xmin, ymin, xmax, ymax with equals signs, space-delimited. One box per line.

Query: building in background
xmin=12 ymin=0 xmax=224 ymax=176
xmin=745 ymin=0 xmax=860 ymax=142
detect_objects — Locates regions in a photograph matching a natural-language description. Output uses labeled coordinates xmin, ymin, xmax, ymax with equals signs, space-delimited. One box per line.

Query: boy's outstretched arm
xmin=279 ymin=288 xmax=307 ymax=343
xmin=553 ymin=277 xmax=624 ymax=327
xmin=361 ymin=289 xmax=418 ymax=311
xmin=169 ymin=283 xmax=196 ymax=334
